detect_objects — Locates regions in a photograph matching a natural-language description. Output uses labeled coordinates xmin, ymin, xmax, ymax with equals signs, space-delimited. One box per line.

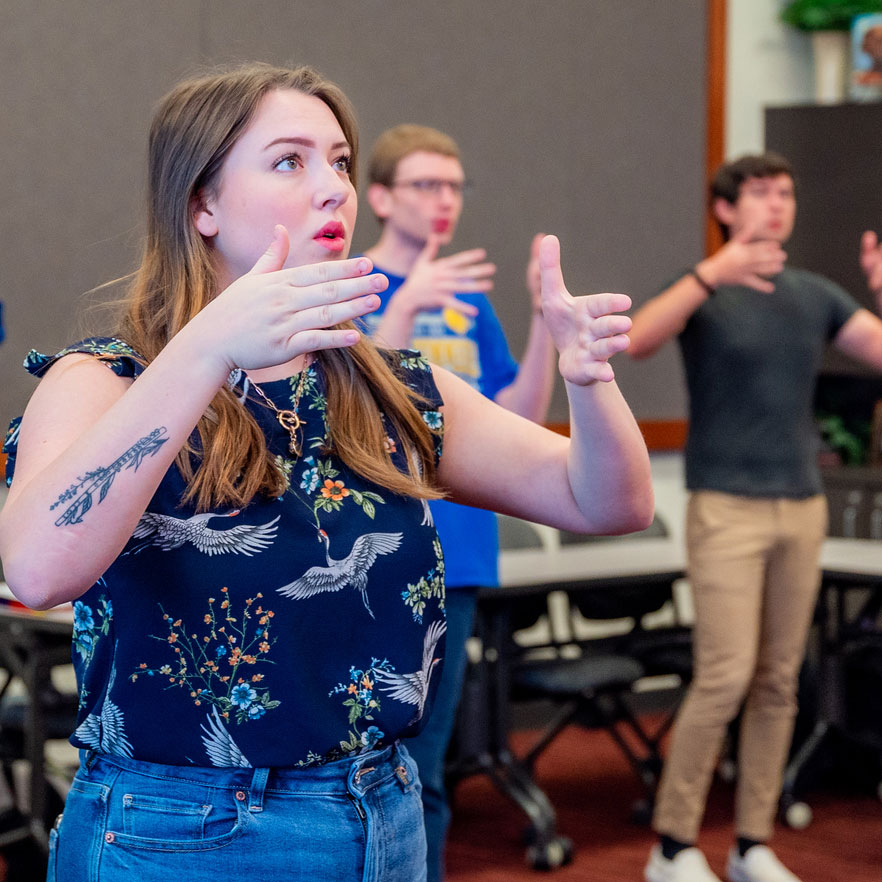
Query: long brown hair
xmin=117 ymin=62 xmax=442 ymax=510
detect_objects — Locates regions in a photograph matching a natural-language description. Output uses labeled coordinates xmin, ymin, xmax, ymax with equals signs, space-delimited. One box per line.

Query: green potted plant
xmin=780 ymin=1 xmax=882 ymax=101
xmin=781 ymin=0 xmax=882 ymax=31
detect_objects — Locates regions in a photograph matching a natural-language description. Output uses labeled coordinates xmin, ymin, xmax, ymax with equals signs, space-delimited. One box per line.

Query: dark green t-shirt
xmin=678 ymin=267 xmax=859 ymax=498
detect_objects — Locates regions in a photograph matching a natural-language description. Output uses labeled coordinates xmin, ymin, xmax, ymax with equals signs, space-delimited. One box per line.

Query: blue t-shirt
xmin=362 ymin=268 xmax=519 ymax=588
xmin=4 ymin=339 xmax=447 ymax=769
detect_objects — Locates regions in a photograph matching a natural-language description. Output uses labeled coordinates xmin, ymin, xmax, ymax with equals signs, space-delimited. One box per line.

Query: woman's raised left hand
xmin=538 ymin=235 xmax=632 ymax=385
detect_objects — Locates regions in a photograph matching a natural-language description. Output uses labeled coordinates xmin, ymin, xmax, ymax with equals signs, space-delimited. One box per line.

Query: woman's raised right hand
xmin=190 ymin=225 xmax=387 ymax=373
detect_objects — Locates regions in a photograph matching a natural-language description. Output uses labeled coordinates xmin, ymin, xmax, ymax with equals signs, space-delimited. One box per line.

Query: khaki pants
xmin=652 ymin=491 xmax=828 ymax=843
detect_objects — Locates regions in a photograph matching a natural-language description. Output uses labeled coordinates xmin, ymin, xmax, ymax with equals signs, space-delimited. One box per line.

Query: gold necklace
xmin=248 ymin=356 xmax=312 ymax=457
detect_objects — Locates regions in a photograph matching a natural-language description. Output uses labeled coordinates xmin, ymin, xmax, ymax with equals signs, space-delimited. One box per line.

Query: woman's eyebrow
xmin=264 ymin=137 xmax=350 ymax=152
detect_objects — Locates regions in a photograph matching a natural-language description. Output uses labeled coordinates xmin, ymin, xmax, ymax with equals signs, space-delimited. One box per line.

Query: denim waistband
xmin=81 ymin=741 xmax=409 ymax=800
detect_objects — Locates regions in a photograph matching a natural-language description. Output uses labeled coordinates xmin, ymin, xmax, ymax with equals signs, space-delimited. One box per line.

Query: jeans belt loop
xmin=248 ymin=766 xmax=270 ymax=813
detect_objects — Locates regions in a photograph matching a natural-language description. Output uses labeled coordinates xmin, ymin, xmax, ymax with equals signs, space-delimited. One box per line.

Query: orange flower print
xmin=135 ymin=597 xmax=279 ymax=725
xmin=321 ymin=479 xmax=349 ymax=501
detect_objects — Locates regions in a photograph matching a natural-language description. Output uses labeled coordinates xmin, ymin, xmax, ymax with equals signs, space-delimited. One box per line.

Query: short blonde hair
xmin=368 ymin=124 xmax=460 ymax=187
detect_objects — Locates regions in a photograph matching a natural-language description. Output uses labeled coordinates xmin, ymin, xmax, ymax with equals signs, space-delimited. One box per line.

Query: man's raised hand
xmin=860 ymin=230 xmax=882 ymax=297
xmin=702 ymin=221 xmax=786 ymax=293
xmin=395 ymin=233 xmax=494 ymax=318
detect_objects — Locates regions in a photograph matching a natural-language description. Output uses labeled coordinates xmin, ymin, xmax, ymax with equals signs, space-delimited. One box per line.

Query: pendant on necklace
xmin=276 ymin=410 xmax=303 ymax=455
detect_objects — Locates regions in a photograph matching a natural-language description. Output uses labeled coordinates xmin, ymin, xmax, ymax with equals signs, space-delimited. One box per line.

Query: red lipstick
xmin=315 ymin=221 xmax=345 ymax=252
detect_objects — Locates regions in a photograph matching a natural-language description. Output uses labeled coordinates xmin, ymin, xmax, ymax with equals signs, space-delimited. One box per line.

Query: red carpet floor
xmin=446 ymin=727 xmax=882 ymax=882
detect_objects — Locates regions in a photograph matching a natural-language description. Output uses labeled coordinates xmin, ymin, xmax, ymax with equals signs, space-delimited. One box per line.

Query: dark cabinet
xmin=766 ymin=103 xmax=882 ymax=374
xmin=766 ymin=104 xmax=882 ymax=533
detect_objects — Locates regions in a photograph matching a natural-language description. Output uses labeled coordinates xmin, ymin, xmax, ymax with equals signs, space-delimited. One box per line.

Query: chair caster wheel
xmin=782 ymin=797 xmax=812 ymax=829
xmin=525 ymin=836 xmax=574 ymax=870
xmin=717 ymin=757 xmax=737 ymax=783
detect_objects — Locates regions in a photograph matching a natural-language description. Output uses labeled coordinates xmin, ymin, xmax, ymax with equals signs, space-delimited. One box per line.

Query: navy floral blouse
xmin=4 ymin=338 xmax=447 ymax=769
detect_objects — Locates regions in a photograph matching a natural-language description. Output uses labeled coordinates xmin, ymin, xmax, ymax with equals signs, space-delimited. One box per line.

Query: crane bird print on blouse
xmin=74 ymin=665 xmax=133 ymax=758
xmin=126 ymin=511 xmax=280 ymax=556
xmin=201 ymin=706 xmax=251 ymax=768
xmin=374 ymin=618 xmax=447 ymax=724
xmin=275 ymin=529 xmax=403 ymax=618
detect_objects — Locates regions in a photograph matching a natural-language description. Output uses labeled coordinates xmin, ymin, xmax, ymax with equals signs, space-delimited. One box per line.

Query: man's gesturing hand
xmin=394 ymin=233 xmax=494 ymax=318
xmin=700 ymin=221 xmax=786 ymax=294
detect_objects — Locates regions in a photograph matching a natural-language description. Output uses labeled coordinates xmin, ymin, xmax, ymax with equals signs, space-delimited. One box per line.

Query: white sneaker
xmin=726 ymin=846 xmax=802 ymax=882
xmin=645 ymin=844 xmax=723 ymax=882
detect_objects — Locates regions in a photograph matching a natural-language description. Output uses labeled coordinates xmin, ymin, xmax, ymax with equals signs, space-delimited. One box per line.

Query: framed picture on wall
xmin=851 ymin=13 xmax=882 ymax=101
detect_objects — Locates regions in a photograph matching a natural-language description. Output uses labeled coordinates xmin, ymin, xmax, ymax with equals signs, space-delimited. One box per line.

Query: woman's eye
xmin=273 ymin=154 xmax=301 ymax=172
xmin=334 ymin=155 xmax=353 ymax=174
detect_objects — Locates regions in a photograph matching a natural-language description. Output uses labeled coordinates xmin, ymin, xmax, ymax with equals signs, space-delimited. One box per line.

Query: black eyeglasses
xmin=390 ymin=178 xmax=472 ymax=196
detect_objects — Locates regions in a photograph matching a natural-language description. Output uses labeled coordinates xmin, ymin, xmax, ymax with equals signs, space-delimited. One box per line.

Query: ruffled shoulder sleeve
xmin=385 ymin=348 xmax=444 ymax=467
xmin=22 ymin=336 xmax=145 ymax=380
xmin=4 ymin=337 xmax=145 ymax=486
xmin=394 ymin=349 xmax=443 ymax=407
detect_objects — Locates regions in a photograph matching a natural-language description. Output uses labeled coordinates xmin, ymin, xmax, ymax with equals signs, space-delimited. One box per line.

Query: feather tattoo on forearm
xmin=50 ymin=427 xmax=169 ymax=526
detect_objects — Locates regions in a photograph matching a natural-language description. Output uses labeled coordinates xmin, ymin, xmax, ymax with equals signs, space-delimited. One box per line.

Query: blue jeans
xmin=48 ymin=742 xmax=426 ymax=881
xmin=405 ymin=587 xmax=478 ymax=882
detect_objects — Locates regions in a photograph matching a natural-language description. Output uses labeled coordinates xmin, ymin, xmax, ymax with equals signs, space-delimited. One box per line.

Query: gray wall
xmin=0 ymin=0 xmax=704 ymax=432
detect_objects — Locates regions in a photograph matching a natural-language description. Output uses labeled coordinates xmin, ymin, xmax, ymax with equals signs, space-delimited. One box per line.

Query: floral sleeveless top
xmin=4 ymin=338 xmax=447 ymax=769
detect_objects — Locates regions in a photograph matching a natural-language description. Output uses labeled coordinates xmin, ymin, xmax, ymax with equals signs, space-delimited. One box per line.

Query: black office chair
xmin=507 ymin=557 xmax=690 ymax=825
xmin=446 ymin=514 xmax=692 ymax=867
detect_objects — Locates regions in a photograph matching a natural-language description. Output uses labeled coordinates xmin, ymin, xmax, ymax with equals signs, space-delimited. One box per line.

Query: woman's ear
xmin=366 ymin=183 xmax=392 ymax=221
xmin=192 ymin=190 xmax=218 ymax=238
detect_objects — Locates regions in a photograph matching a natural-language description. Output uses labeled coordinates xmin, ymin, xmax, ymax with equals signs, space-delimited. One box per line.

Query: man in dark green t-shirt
xmin=630 ymin=152 xmax=882 ymax=882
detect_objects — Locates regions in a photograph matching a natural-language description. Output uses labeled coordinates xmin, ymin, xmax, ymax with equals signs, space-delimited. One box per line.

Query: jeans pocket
xmin=107 ymin=787 xmax=244 ymax=852
xmin=122 ymin=792 xmax=210 ymax=839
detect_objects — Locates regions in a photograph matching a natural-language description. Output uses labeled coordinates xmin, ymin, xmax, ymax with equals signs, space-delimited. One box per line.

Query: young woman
xmin=0 ymin=63 xmax=652 ymax=881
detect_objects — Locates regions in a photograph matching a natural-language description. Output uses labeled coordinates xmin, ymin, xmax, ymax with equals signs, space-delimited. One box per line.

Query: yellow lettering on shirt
xmin=412 ymin=336 xmax=480 ymax=387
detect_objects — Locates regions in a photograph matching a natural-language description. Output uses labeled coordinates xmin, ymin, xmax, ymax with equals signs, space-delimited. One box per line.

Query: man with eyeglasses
xmin=361 ymin=123 xmax=556 ymax=882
